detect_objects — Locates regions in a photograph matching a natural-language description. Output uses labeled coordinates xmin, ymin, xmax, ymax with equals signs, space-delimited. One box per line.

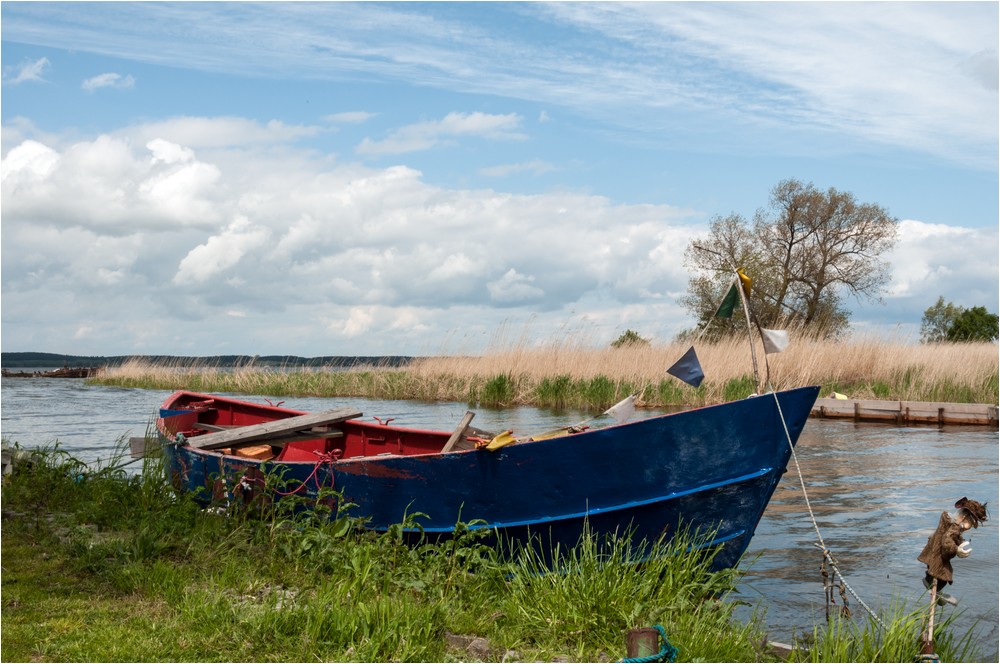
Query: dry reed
xmin=93 ymin=335 xmax=999 ymax=409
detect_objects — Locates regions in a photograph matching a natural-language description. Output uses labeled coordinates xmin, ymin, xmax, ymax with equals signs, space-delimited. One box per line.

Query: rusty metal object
xmin=626 ymin=628 xmax=660 ymax=659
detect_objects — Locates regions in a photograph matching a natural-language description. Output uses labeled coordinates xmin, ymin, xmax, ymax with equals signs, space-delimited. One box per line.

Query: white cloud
xmin=479 ymin=159 xmax=554 ymax=178
xmin=147 ymin=138 xmax=195 ymax=165
xmin=545 ymin=2 xmax=999 ymax=166
xmin=1 ymin=139 xmax=60 ymax=181
xmin=325 ymin=111 xmax=376 ymax=124
xmin=884 ymin=220 xmax=997 ymax=303
xmin=125 ymin=116 xmax=325 ymax=149
xmin=1 ymin=117 xmax=61 ymax=152
xmin=340 ymin=307 xmax=376 ymax=337
xmin=1 ymin=135 xmax=229 ymax=231
xmin=830 ymin=218 xmax=998 ymax=340
xmin=3 ymin=57 xmax=50 ymax=85
xmin=357 ymin=112 xmax=525 ymax=155
xmin=0 ymin=113 xmax=994 ymax=355
xmin=82 ymin=72 xmax=136 ymax=91
xmin=173 ymin=215 xmax=271 ymax=284
xmin=488 ymin=269 xmax=544 ymax=304
xmin=959 ymin=49 xmax=1000 ymax=92
xmin=139 ymin=158 xmax=222 ymax=221
xmin=0 ymin=121 xmax=701 ymax=352
xmin=3 ymin=4 xmax=996 ymax=167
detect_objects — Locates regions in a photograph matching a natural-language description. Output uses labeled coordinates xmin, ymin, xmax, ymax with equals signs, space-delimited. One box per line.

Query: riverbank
xmin=88 ymin=338 xmax=999 ymax=409
xmin=1 ymin=446 xmax=985 ymax=663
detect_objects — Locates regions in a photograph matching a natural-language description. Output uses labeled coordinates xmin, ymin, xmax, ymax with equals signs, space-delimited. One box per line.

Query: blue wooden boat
xmin=157 ymin=386 xmax=819 ymax=569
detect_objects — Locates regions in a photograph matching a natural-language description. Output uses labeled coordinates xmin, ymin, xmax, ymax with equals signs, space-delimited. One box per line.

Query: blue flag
xmin=667 ymin=346 xmax=705 ymax=388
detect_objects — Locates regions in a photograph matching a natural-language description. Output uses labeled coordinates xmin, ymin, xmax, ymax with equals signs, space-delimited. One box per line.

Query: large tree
xmin=681 ymin=179 xmax=898 ymax=338
xmin=946 ymin=306 xmax=999 ymax=342
xmin=920 ymin=297 xmax=998 ymax=342
xmin=920 ymin=296 xmax=964 ymax=343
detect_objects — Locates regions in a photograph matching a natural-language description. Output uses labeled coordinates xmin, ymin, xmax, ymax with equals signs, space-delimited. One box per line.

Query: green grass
xmin=790 ymin=599 xmax=982 ymax=663
xmin=2 ymin=443 xmax=988 ymax=662
xmin=480 ymin=373 xmax=516 ymax=406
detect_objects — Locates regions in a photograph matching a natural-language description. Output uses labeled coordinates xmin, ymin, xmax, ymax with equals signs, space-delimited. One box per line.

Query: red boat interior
xmin=160 ymin=395 xmax=471 ymax=462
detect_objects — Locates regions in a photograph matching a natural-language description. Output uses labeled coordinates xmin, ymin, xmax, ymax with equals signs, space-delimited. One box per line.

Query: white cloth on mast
xmin=761 ymin=329 xmax=789 ymax=354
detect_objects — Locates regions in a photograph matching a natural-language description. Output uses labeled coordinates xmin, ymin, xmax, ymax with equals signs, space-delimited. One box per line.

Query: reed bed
xmin=92 ymin=336 xmax=999 ymax=410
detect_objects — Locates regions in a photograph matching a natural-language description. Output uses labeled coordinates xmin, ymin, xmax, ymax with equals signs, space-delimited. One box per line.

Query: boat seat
xmin=278 ymin=439 xmax=339 ymax=462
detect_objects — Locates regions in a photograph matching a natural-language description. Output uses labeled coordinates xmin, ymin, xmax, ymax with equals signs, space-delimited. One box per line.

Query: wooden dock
xmin=811 ymin=398 xmax=998 ymax=426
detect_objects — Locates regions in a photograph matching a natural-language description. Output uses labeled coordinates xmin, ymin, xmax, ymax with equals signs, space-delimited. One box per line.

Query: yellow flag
xmin=737 ymin=268 xmax=752 ymax=296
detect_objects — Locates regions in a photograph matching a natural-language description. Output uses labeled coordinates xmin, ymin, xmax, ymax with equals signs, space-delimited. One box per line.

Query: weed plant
xmin=790 ymin=599 xmax=983 ymax=663
xmin=92 ymin=335 xmax=998 ymax=410
xmin=2 ymin=443 xmax=987 ymax=662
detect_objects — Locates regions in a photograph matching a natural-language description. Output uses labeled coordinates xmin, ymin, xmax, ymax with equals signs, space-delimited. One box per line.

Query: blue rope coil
xmin=621 ymin=625 xmax=678 ymax=663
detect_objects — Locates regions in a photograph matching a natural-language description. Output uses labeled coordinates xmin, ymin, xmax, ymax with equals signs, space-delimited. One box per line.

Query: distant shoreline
xmin=0 ymin=352 xmax=415 ymax=370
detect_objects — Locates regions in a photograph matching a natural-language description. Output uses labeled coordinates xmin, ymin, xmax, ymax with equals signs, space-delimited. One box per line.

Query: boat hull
xmin=159 ymin=386 xmax=819 ymax=569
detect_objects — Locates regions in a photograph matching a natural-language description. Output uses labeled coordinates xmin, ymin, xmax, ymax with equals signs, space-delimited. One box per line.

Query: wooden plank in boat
xmin=194 ymin=423 xmax=236 ymax=432
xmin=187 ymin=408 xmax=362 ymax=450
xmin=441 ymin=411 xmax=475 ymax=453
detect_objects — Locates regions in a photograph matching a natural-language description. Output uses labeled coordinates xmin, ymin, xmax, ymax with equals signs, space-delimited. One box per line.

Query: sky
xmin=1 ymin=1 xmax=998 ymax=357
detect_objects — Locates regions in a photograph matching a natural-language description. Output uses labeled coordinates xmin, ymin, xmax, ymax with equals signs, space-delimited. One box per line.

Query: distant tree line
xmin=0 ymin=352 xmax=416 ymax=369
xmin=920 ymin=297 xmax=998 ymax=343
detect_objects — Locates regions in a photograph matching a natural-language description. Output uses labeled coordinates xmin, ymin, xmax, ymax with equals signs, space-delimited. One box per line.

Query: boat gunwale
xmin=159 ymin=387 xmax=819 ymax=464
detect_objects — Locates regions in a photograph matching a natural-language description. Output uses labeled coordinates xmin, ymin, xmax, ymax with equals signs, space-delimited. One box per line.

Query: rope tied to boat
xmin=770 ymin=387 xmax=889 ymax=632
xmin=620 ymin=625 xmax=678 ymax=663
xmin=273 ymin=449 xmax=341 ymax=497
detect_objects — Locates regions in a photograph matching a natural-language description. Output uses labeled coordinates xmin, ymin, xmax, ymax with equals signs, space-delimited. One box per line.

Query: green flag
xmin=715 ymin=283 xmax=739 ymax=318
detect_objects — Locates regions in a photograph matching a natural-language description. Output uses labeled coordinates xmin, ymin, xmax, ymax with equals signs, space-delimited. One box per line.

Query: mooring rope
xmin=769 ymin=387 xmax=889 ymax=632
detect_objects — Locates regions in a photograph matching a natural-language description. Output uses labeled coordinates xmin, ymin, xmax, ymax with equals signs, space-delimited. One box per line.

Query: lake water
xmin=2 ymin=377 xmax=997 ymax=657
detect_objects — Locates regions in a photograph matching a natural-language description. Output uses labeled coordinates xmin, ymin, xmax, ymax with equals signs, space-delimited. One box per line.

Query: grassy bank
xmin=90 ymin=338 xmax=999 ymax=409
xmin=1 ymin=443 xmax=983 ymax=662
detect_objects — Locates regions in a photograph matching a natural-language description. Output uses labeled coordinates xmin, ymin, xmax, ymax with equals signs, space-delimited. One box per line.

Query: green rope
xmin=621 ymin=625 xmax=678 ymax=663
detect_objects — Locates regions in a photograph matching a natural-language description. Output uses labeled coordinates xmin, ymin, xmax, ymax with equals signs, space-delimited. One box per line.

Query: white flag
xmin=761 ymin=329 xmax=789 ymax=354
xmin=604 ymin=394 xmax=636 ymax=423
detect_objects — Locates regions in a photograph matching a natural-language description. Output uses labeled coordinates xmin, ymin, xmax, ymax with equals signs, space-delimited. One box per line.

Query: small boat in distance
xmin=157 ymin=385 xmax=820 ymax=569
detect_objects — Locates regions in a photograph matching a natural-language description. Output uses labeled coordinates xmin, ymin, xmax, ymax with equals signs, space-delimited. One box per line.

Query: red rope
xmin=273 ymin=449 xmax=341 ymax=496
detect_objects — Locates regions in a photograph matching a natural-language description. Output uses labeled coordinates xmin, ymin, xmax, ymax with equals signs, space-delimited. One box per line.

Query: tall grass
xmin=91 ymin=335 xmax=999 ymax=409
xmin=2 ymin=444 xmax=987 ymax=662
xmin=791 ymin=599 xmax=982 ymax=663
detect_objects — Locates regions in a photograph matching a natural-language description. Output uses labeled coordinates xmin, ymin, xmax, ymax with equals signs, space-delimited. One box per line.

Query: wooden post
xmin=626 ymin=628 xmax=660 ymax=660
xmin=921 ymin=584 xmax=937 ymax=655
xmin=129 ymin=436 xmax=157 ymax=459
xmin=733 ymin=273 xmax=761 ymax=393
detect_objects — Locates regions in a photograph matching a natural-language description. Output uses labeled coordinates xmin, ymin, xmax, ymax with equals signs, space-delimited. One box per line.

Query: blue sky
xmin=2 ymin=1 xmax=998 ymax=356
